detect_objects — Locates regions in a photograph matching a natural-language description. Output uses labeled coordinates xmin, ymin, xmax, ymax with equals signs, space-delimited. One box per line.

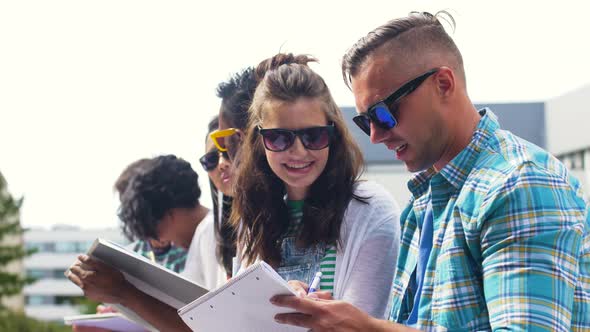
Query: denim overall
xmin=275 ymin=236 xmax=326 ymax=283
xmin=275 ymin=200 xmax=326 ymax=283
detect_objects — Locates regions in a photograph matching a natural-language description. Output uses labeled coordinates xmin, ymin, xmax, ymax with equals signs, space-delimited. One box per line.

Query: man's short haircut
xmin=342 ymin=11 xmax=463 ymax=88
xmin=118 ymin=155 xmax=201 ymax=241
xmin=216 ymin=67 xmax=257 ymax=130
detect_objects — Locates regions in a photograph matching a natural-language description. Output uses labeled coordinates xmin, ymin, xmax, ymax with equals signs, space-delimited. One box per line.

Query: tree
xmin=0 ymin=171 xmax=32 ymax=310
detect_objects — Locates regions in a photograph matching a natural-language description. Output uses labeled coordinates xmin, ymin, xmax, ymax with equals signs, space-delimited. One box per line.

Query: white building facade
xmin=23 ymin=225 xmax=126 ymax=321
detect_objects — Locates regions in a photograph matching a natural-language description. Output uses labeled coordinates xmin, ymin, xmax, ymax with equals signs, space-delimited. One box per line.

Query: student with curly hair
xmin=114 ymin=158 xmax=187 ymax=274
xmin=67 ymin=155 xmax=224 ymax=331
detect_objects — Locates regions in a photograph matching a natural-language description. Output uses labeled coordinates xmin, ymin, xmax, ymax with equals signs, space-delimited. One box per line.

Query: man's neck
xmin=179 ymin=205 xmax=210 ymax=248
xmin=433 ymin=101 xmax=480 ymax=171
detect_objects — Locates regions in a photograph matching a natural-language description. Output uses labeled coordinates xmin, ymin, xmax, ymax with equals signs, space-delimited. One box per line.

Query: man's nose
xmin=370 ymin=122 xmax=389 ymax=144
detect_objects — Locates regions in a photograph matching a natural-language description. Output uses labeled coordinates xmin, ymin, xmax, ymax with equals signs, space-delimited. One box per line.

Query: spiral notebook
xmin=178 ymin=261 xmax=307 ymax=332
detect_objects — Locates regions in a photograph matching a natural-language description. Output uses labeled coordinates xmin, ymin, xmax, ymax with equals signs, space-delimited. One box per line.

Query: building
xmin=23 ymin=225 xmax=126 ymax=321
xmin=342 ymin=84 xmax=590 ymax=202
xmin=546 ymin=84 xmax=590 ymax=192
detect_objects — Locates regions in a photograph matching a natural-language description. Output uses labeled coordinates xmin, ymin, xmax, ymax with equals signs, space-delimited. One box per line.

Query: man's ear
xmin=434 ymin=66 xmax=455 ymax=98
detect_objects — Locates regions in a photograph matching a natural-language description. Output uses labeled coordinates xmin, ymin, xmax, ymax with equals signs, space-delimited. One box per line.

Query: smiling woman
xmin=230 ymin=53 xmax=401 ymax=320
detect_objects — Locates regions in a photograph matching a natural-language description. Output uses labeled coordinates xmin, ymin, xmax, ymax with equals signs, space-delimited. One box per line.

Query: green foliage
xmin=0 ymin=311 xmax=72 ymax=332
xmin=0 ymin=171 xmax=34 ymax=308
xmin=72 ymin=296 xmax=102 ymax=315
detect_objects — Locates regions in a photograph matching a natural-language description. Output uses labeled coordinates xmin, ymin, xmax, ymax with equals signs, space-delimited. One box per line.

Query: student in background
xmin=72 ymin=157 xmax=191 ymax=332
xmin=182 ymin=115 xmax=237 ymax=285
xmin=114 ymin=158 xmax=187 ymax=273
xmin=227 ymin=53 xmax=401 ymax=319
xmin=67 ymin=155 xmax=222 ymax=331
xmin=212 ymin=66 xmax=258 ymax=162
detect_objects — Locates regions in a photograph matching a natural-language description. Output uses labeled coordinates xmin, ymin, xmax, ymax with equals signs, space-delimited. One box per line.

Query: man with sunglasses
xmin=212 ymin=67 xmax=258 ymax=162
xmin=272 ymin=11 xmax=590 ymax=331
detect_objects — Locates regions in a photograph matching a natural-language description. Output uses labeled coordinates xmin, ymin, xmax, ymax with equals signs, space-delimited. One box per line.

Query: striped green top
xmin=287 ymin=200 xmax=336 ymax=294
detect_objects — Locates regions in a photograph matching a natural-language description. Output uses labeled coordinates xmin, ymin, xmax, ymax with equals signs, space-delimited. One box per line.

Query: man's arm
xmin=480 ymin=163 xmax=586 ymax=330
xmin=67 ymin=255 xmax=191 ymax=332
xmin=271 ymin=295 xmax=420 ymax=332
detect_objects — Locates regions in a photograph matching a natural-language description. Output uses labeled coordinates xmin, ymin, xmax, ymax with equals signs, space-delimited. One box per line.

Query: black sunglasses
xmin=257 ymin=124 xmax=335 ymax=152
xmin=353 ymin=68 xmax=439 ymax=136
xmin=199 ymin=150 xmax=229 ymax=171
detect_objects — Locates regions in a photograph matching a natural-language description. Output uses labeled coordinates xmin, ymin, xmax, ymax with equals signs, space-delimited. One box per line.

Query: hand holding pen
xmin=308 ymin=271 xmax=322 ymax=293
xmin=287 ymin=272 xmax=332 ymax=300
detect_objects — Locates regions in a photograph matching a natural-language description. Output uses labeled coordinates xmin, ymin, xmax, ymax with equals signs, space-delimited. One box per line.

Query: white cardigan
xmin=238 ymin=180 xmax=401 ymax=319
xmin=333 ymin=180 xmax=400 ymax=319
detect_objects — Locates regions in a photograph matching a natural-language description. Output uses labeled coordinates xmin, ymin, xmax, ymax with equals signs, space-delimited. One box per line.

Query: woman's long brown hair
xmin=231 ymin=53 xmax=366 ymax=267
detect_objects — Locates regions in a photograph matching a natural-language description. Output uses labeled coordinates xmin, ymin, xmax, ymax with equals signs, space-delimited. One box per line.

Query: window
xmin=26 ymin=242 xmax=56 ymax=252
xmin=26 ymin=295 xmax=54 ymax=305
xmin=26 ymin=269 xmax=52 ymax=279
xmin=77 ymin=241 xmax=94 ymax=252
xmin=53 ymin=269 xmax=68 ymax=279
xmin=55 ymin=242 xmax=78 ymax=253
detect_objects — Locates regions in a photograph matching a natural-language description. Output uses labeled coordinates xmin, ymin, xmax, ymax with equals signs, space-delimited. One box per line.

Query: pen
xmin=308 ymin=271 xmax=322 ymax=293
xmin=148 ymin=251 xmax=156 ymax=263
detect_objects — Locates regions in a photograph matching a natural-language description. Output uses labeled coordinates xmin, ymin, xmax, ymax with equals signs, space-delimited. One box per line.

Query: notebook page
xmin=178 ymin=261 xmax=307 ymax=332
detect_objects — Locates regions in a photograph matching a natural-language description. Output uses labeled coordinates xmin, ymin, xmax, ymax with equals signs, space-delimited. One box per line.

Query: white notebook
xmin=178 ymin=261 xmax=307 ymax=332
xmin=84 ymin=238 xmax=209 ymax=331
xmin=64 ymin=312 xmax=147 ymax=332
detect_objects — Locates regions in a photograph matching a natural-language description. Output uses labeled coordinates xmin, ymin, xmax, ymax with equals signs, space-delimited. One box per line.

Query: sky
xmin=1 ymin=0 xmax=590 ymax=229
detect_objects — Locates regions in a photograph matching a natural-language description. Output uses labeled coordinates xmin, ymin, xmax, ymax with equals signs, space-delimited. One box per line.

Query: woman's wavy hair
xmin=231 ymin=53 xmax=366 ymax=266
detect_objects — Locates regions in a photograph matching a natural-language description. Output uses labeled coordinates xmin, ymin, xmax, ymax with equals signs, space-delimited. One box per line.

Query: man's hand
xmin=271 ymin=294 xmax=378 ymax=332
xmin=66 ymin=255 xmax=132 ymax=305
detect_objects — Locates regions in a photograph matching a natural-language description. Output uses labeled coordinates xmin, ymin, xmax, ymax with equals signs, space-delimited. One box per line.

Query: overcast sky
xmin=1 ymin=0 xmax=589 ymax=229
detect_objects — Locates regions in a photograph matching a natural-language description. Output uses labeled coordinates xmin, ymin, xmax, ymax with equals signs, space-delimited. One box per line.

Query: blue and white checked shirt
xmin=389 ymin=109 xmax=590 ymax=331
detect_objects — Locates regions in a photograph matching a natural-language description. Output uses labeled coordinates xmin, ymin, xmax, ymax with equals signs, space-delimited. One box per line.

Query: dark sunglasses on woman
xmin=199 ymin=150 xmax=229 ymax=171
xmin=353 ymin=68 xmax=439 ymax=136
xmin=257 ymin=124 xmax=335 ymax=152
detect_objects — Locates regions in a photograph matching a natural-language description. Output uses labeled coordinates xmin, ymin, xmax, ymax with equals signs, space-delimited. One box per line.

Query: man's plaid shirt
xmin=389 ymin=109 xmax=590 ymax=331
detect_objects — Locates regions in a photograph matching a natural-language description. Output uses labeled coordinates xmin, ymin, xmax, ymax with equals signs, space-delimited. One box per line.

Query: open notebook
xmin=85 ymin=238 xmax=209 ymax=331
xmin=178 ymin=261 xmax=307 ymax=332
xmin=64 ymin=313 xmax=147 ymax=332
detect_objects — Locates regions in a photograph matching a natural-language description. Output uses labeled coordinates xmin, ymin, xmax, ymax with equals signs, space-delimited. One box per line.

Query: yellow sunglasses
xmin=209 ymin=128 xmax=240 ymax=152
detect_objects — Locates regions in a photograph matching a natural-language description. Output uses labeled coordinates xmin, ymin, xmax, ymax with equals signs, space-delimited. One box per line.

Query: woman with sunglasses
xmin=230 ymin=53 xmax=401 ymax=319
xmin=198 ymin=115 xmax=236 ymax=279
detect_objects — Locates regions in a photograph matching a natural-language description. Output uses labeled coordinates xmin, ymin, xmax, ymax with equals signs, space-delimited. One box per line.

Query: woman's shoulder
xmin=342 ymin=181 xmax=401 ymax=238
xmin=345 ymin=180 xmax=400 ymax=219
xmin=352 ymin=181 xmax=398 ymax=205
